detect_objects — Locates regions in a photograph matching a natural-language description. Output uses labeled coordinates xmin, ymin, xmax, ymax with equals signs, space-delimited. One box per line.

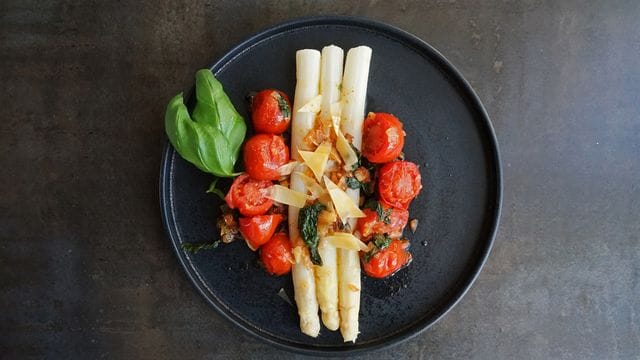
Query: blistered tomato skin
xmin=362 ymin=239 xmax=412 ymax=279
xmin=251 ymin=89 xmax=292 ymax=134
xmin=378 ymin=161 xmax=422 ymax=209
xmin=260 ymin=233 xmax=294 ymax=276
xmin=225 ymin=173 xmax=273 ymax=216
xmin=362 ymin=113 xmax=405 ymax=163
xmin=243 ymin=134 xmax=289 ymax=181
xmin=238 ymin=214 xmax=283 ymax=251
xmin=356 ymin=202 xmax=409 ymax=241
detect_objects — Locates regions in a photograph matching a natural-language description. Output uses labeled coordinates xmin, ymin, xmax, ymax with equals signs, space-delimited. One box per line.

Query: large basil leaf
xmin=164 ymin=70 xmax=246 ymax=177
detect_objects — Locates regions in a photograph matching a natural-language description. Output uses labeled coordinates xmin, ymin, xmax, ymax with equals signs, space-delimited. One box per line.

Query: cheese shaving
xmin=324 ymin=232 xmax=368 ymax=251
xmin=323 ymin=176 xmax=366 ymax=220
xmin=265 ymin=185 xmax=311 ymax=208
xmin=297 ymin=94 xmax=322 ymax=113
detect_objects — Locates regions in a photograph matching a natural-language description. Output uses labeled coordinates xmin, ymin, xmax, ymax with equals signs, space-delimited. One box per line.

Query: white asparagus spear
xmin=315 ymin=45 xmax=344 ymax=332
xmin=289 ymin=49 xmax=321 ymax=338
xmin=337 ymin=46 xmax=372 ymax=343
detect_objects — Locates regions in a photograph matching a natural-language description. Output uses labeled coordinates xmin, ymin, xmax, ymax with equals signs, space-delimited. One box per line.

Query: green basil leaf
xmin=298 ymin=201 xmax=326 ymax=266
xmin=165 ymin=93 xmax=208 ymax=173
xmin=164 ymin=70 xmax=246 ymax=177
xmin=206 ymin=178 xmax=226 ymax=200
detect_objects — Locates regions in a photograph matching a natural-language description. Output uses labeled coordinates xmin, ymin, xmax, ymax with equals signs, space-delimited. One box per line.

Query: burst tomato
xmin=362 ymin=239 xmax=412 ymax=279
xmin=378 ymin=161 xmax=422 ymax=209
xmin=224 ymin=173 xmax=273 ymax=216
xmin=243 ymin=134 xmax=289 ymax=181
xmin=251 ymin=89 xmax=292 ymax=134
xmin=260 ymin=232 xmax=293 ymax=276
xmin=356 ymin=202 xmax=409 ymax=241
xmin=238 ymin=214 xmax=283 ymax=251
xmin=362 ymin=112 xmax=405 ymax=163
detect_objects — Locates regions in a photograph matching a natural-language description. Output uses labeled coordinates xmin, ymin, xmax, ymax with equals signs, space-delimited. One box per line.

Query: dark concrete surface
xmin=1 ymin=0 xmax=639 ymax=358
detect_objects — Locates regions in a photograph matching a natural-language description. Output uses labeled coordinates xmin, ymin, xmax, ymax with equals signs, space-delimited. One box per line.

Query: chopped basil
xmin=181 ymin=240 xmax=220 ymax=254
xmin=364 ymin=199 xmax=392 ymax=224
xmin=363 ymin=234 xmax=392 ymax=262
xmin=275 ymin=92 xmax=291 ymax=120
xmin=298 ymin=201 xmax=325 ymax=266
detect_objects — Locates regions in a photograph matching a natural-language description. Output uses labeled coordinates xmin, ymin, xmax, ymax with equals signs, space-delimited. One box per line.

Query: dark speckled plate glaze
xmin=160 ymin=16 xmax=502 ymax=355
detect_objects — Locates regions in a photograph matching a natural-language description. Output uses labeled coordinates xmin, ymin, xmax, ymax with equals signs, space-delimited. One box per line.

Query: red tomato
xmin=243 ymin=134 xmax=289 ymax=181
xmin=251 ymin=89 xmax=292 ymax=134
xmin=356 ymin=202 xmax=409 ymax=241
xmin=238 ymin=214 xmax=283 ymax=251
xmin=362 ymin=239 xmax=412 ymax=279
xmin=362 ymin=113 xmax=405 ymax=163
xmin=378 ymin=161 xmax=422 ymax=209
xmin=260 ymin=232 xmax=293 ymax=276
xmin=224 ymin=173 xmax=273 ymax=216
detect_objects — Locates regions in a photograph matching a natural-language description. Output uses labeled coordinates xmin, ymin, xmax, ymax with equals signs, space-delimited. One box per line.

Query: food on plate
xmin=362 ymin=112 xmax=405 ymax=163
xmin=165 ymin=69 xmax=246 ymax=177
xmin=224 ymin=174 xmax=273 ymax=216
xmin=362 ymin=238 xmax=412 ymax=278
xmin=260 ymin=232 xmax=294 ymax=276
xmin=239 ymin=214 xmax=284 ymax=251
xmin=243 ymin=133 xmax=290 ymax=181
xmin=356 ymin=200 xmax=409 ymax=241
xmin=166 ymin=46 xmax=423 ymax=344
xmin=251 ymin=89 xmax=292 ymax=134
xmin=377 ymin=161 xmax=422 ymax=209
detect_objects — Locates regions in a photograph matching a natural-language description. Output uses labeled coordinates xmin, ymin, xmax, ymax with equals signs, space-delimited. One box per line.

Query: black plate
xmin=160 ymin=16 xmax=501 ymax=355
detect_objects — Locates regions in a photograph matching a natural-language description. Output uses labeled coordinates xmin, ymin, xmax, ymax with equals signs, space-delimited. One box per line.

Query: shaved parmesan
xmin=294 ymin=171 xmax=325 ymax=199
xmin=297 ymin=94 xmax=322 ymax=113
xmin=323 ymin=176 xmax=366 ymax=220
xmin=325 ymin=232 xmax=368 ymax=251
xmin=266 ymin=185 xmax=311 ymax=208
xmin=332 ymin=118 xmax=359 ymax=170
xmin=315 ymin=142 xmax=332 ymax=154
xmin=298 ymin=143 xmax=331 ymax=182
xmin=277 ymin=161 xmax=300 ymax=176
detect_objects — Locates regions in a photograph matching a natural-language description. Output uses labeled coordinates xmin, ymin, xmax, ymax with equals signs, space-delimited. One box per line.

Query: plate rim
xmin=159 ymin=15 xmax=503 ymax=356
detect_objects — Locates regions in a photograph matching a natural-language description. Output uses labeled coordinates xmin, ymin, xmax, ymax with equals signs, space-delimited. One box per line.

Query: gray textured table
xmin=2 ymin=1 xmax=639 ymax=359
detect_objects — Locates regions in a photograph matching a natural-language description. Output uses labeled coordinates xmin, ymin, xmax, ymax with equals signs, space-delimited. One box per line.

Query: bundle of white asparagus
xmin=288 ymin=45 xmax=372 ymax=342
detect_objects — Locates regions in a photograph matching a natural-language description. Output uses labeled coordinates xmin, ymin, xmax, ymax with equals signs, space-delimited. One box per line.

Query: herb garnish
xmin=165 ymin=69 xmax=246 ymax=177
xmin=363 ymin=234 xmax=392 ymax=262
xmin=181 ymin=240 xmax=220 ymax=254
xmin=364 ymin=199 xmax=392 ymax=224
xmin=206 ymin=178 xmax=226 ymax=200
xmin=298 ymin=201 xmax=326 ymax=266
xmin=275 ymin=92 xmax=291 ymax=120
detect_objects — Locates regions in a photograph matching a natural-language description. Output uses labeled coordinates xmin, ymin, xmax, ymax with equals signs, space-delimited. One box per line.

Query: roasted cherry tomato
xmin=362 ymin=113 xmax=405 ymax=163
xmin=378 ymin=161 xmax=422 ymax=209
xmin=238 ymin=214 xmax=283 ymax=251
xmin=362 ymin=239 xmax=412 ymax=279
xmin=356 ymin=202 xmax=409 ymax=241
xmin=243 ymin=134 xmax=289 ymax=181
xmin=260 ymin=232 xmax=293 ymax=276
xmin=225 ymin=173 xmax=273 ymax=216
xmin=251 ymin=89 xmax=292 ymax=134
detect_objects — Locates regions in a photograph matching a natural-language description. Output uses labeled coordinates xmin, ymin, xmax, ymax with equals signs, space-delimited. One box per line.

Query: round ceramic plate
xmin=160 ymin=16 xmax=501 ymax=355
